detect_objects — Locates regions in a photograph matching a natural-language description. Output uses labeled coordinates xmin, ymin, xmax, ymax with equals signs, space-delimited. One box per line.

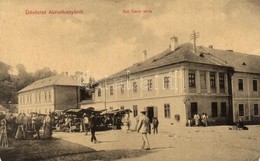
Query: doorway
xmin=190 ymin=102 xmax=198 ymax=118
xmin=147 ymin=107 xmax=154 ymax=123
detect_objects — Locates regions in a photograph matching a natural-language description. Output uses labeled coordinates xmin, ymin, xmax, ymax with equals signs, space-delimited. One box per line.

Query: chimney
xmin=170 ymin=36 xmax=178 ymax=51
xmin=143 ymin=50 xmax=147 ymax=61
xmin=209 ymin=45 xmax=213 ymax=49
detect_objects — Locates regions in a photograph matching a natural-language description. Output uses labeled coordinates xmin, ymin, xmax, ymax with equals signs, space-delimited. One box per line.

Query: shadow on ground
xmin=0 ymin=138 xmax=151 ymax=161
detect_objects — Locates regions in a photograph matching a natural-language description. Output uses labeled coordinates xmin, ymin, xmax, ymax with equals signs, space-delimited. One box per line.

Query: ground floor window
xmin=238 ymin=104 xmax=244 ymax=116
xmin=221 ymin=102 xmax=227 ymax=117
xmin=164 ymin=104 xmax=171 ymax=118
xmin=254 ymin=104 xmax=259 ymax=116
xmin=120 ymin=106 xmax=124 ymax=110
xmin=211 ymin=102 xmax=218 ymax=117
xmin=133 ymin=105 xmax=138 ymax=117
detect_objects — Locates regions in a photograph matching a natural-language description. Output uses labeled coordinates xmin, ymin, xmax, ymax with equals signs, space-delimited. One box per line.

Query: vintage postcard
xmin=0 ymin=0 xmax=260 ymax=161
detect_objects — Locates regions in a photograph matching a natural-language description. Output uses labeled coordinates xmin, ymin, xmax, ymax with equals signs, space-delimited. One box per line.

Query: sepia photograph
xmin=0 ymin=0 xmax=260 ymax=161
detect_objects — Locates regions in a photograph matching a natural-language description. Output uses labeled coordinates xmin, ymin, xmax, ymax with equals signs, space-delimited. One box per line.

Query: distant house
xmin=83 ymin=38 xmax=260 ymax=127
xmin=17 ymin=74 xmax=80 ymax=114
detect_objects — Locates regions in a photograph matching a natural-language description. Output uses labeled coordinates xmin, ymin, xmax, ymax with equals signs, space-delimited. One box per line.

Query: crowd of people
xmin=187 ymin=113 xmax=208 ymax=127
xmin=0 ymin=110 xmax=161 ymax=150
xmin=0 ymin=112 xmax=53 ymax=141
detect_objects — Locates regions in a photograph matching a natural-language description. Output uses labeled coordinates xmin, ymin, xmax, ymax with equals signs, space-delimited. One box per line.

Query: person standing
xmin=194 ymin=114 xmax=200 ymax=127
xmin=137 ymin=110 xmax=150 ymax=150
xmin=43 ymin=113 xmax=52 ymax=139
xmin=83 ymin=114 xmax=89 ymax=135
xmin=89 ymin=112 xmax=97 ymax=143
xmin=34 ymin=114 xmax=43 ymax=139
xmin=152 ymin=117 xmax=159 ymax=134
xmin=134 ymin=115 xmax=139 ymax=131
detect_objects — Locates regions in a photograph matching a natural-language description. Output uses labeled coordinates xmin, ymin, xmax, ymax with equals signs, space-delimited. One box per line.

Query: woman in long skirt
xmin=43 ymin=114 xmax=52 ymax=139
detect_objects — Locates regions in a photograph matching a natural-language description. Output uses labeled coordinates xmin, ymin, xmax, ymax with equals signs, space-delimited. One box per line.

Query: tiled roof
xmin=18 ymin=74 xmax=78 ymax=93
xmin=102 ymin=43 xmax=260 ymax=81
xmin=197 ymin=46 xmax=260 ymax=74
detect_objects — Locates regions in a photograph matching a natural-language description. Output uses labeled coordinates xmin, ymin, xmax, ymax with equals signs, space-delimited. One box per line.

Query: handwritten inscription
xmin=123 ymin=9 xmax=152 ymax=14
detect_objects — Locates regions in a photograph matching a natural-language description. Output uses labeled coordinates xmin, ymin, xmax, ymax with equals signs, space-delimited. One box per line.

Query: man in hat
xmin=89 ymin=112 xmax=97 ymax=143
xmin=137 ymin=110 xmax=150 ymax=150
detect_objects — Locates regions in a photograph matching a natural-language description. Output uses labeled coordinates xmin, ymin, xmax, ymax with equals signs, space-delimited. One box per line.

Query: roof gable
xmin=18 ymin=74 xmax=78 ymax=93
xmin=103 ymin=43 xmax=231 ymax=81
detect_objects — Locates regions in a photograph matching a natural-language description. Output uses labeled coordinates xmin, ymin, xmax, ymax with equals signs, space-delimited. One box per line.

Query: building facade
xmin=18 ymin=74 xmax=80 ymax=114
xmin=81 ymin=41 xmax=260 ymax=128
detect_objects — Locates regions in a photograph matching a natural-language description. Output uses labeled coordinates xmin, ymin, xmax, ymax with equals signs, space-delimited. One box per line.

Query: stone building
xmin=82 ymin=40 xmax=260 ymax=127
xmin=18 ymin=74 xmax=80 ymax=114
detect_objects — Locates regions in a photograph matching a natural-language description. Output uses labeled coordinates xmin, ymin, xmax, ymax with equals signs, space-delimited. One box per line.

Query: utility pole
xmin=190 ymin=30 xmax=200 ymax=53
xmin=104 ymin=76 xmax=107 ymax=110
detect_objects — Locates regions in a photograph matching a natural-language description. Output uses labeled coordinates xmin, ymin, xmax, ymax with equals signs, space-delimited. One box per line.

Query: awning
xmin=101 ymin=109 xmax=132 ymax=115
xmin=64 ymin=108 xmax=105 ymax=115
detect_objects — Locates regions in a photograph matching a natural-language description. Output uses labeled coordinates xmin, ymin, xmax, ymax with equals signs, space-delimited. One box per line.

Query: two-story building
xmin=85 ymin=39 xmax=260 ymax=128
xmin=198 ymin=48 xmax=260 ymax=123
xmin=18 ymin=74 xmax=80 ymax=114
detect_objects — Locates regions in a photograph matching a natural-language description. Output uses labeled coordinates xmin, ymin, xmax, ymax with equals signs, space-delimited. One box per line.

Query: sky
xmin=0 ymin=0 xmax=259 ymax=79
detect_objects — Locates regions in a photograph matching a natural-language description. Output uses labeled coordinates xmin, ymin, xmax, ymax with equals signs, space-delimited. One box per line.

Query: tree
xmin=0 ymin=61 xmax=11 ymax=82
xmin=33 ymin=67 xmax=57 ymax=80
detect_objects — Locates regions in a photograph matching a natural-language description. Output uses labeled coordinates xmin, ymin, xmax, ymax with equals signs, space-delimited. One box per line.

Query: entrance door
xmin=190 ymin=102 xmax=198 ymax=118
xmin=147 ymin=107 xmax=154 ymax=123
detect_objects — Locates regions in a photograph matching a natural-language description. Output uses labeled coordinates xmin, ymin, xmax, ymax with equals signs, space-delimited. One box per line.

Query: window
xmin=221 ymin=102 xmax=227 ymax=117
xmin=120 ymin=84 xmax=125 ymax=94
xmin=133 ymin=105 xmax=138 ymax=117
xmin=239 ymin=104 xmax=244 ymax=116
xmin=219 ymin=73 xmax=225 ymax=89
xmin=109 ymin=107 xmax=113 ymax=110
xmin=45 ymin=91 xmax=47 ymax=101
xmin=147 ymin=79 xmax=152 ymax=91
xmin=189 ymin=72 xmax=196 ymax=87
xmin=210 ymin=72 xmax=216 ymax=88
xmin=48 ymin=91 xmax=51 ymax=102
xmin=238 ymin=79 xmax=243 ymax=91
xmin=211 ymin=102 xmax=218 ymax=117
xmin=38 ymin=92 xmax=41 ymax=103
xmin=120 ymin=106 xmax=124 ymax=110
xmin=35 ymin=93 xmax=37 ymax=103
xmin=27 ymin=95 xmax=29 ymax=104
xmin=164 ymin=104 xmax=171 ymax=118
xmin=164 ymin=77 xmax=170 ymax=89
xmin=133 ymin=82 xmax=137 ymax=92
xmin=110 ymin=86 xmax=113 ymax=95
xmin=98 ymin=88 xmax=101 ymax=97
xmin=253 ymin=80 xmax=257 ymax=91
xmin=254 ymin=104 xmax=259 ymax=115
